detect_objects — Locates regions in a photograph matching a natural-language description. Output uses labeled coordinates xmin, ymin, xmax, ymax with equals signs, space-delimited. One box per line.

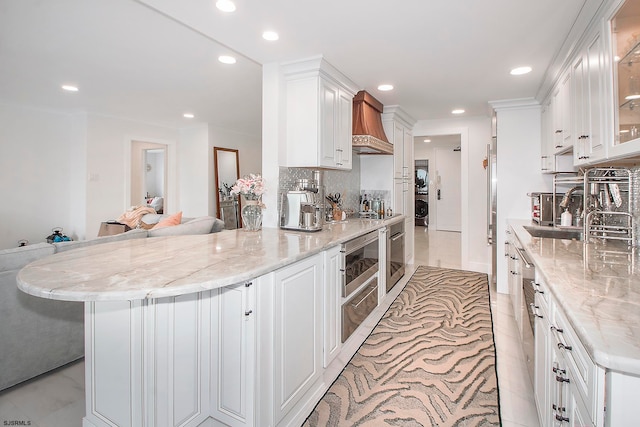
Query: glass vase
xmin=241 ymin=199 xmax=263 ymax=231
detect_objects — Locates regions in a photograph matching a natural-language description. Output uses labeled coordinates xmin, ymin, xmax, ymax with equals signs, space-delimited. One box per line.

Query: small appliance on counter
xmin=528 ymin=192 xmax=557 ymax=226
xmin=528 ymin=192 xmax=582 ymax=226
xmin=280 ymin=178 xmax=324 ymax=232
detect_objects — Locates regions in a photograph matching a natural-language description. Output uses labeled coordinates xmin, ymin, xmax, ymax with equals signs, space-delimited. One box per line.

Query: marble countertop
xmin=17 ymin=216 xmax=404 ymax=302
xmin=509 ymin=219 xmax=640 ymax=375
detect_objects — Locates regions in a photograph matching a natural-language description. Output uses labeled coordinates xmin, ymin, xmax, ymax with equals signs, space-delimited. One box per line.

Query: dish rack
xmin=584 ymin=168 xmax=633 ymax=245
xmin=553 ymin=167 xmax=634 ymax=246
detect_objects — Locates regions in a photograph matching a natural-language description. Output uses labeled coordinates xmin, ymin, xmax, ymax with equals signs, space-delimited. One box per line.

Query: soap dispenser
xmin=560 ymin=208 xmax=572 ymax=227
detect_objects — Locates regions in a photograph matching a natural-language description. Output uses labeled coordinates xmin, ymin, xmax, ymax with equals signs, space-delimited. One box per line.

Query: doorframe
xmin=413 ymin=126 xmax=469 ymax=269
xmin=125 ymin=136 xmax=177 ymax=214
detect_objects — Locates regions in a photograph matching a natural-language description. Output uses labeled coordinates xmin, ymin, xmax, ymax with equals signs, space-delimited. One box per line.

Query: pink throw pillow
xmin=152 ymin=211 xmax=182 ymax=229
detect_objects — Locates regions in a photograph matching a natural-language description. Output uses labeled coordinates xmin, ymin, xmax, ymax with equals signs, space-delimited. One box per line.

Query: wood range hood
xmin=352 ymin=90 xmax=394 ymax=155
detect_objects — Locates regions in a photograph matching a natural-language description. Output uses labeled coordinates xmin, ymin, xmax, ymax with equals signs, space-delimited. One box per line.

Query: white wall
xmin=413 ymin=115 xmax=492 ymax=273
xmin=178 ymin=125 xmax=210 ymax=217
xmin=0 ymin=104 xmax=76 ymax=247
xmin=85 ymin=115 xmax=179 ymax=238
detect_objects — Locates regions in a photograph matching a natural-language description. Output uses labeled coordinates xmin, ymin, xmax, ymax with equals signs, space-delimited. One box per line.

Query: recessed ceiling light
xmin=510 ymin=66 xmax=532 ymax=76
xmin=61 ymin=85 xmax=79 ymax=92
xmin=215 ymin=0 xmax=236 ymax=12
xmin=378 ymin=84 xmax=394 ymax=91
xmin=183 ymin=113 xmax=195 ymax=119
xmin=218 ymin=55 xmax=236 ymax=64
xmin=423 ymin=139 xmax=431 ymax=143
xmin=262 ymin=31 xmax=279 ymax=41
xmin=451 ymin=109 xmax=465 ymax=115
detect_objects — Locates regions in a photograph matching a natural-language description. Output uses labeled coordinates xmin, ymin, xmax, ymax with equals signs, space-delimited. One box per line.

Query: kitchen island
xmin=508 ymin=219 xmax=640 ymax=426
xmin=17 ymin=216 xmax=407 ymax=427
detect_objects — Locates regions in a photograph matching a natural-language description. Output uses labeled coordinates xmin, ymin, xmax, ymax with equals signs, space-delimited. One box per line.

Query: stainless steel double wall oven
xmin=340 ymin=230 xmax=379 ymax=343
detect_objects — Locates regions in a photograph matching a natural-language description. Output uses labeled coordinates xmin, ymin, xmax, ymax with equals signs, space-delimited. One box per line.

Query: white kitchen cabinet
xmin=553 ymin=71 xmax=573 ymax=154
xmin=532 ymin=269 xmax=606 ymax=427
xmin=272 ymin=253 xmax=323 ymax=424
xmin=541 ymin=99 xmax=556 ymax=173
xmin=573 ymin=30 xmax=607 ymax=165
xmin=605 ymin=0 xmax=640 ymax=160
xmin=382 ymin=106 xmax=415 ymax=264
xmin=283 ymin=56 xmax=358 ymax=170
xmin=322 ymin=245 xmax=342 ymax=367
xmin=84 ymin=294 xmax=212 ymax=427
xmin=211 ymin=282 xmax=256 ymax=427
xmin=505 ymin=227 xmax=524 ymax=335
xmin=533 ymin=273 xmax=552 ymax=427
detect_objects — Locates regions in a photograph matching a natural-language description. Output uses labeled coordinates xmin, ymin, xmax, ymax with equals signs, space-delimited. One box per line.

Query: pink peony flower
xmin=230 ymin=174 xmax=266 ymax=199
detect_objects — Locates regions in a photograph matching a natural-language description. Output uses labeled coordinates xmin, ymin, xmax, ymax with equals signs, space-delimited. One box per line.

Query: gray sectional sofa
xmin=0 ymin=215 xmax=225 ymax=391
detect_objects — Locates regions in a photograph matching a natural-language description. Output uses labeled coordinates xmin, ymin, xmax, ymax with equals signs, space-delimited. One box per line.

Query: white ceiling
xmin=0 ymin=0 xmax=589 ymax=137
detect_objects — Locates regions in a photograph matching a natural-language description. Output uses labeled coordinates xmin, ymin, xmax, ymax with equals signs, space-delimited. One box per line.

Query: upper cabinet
xmin=553 ymin=71 xmax=573 ymax=155
xmin=608 ymin=0 xmax=640 ymax=159
xmin=282 ymin=57 xmax=358 ymax=170
xmin=538 ymin=0 xmax=640 ymax=168
xmin=573 ymin=30 xmax=608 ymax=165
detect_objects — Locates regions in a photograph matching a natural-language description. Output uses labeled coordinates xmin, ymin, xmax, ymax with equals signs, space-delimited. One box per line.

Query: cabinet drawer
xmin=342 ymin=278 xmax=378 ymax=343
xmin=533 ymin=270 xmax=550 ymax=306
xmin=552 ymin=305 xmax=604 ymax=424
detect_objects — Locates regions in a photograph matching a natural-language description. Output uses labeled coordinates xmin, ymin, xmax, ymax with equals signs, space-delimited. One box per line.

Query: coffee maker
xmin=280 ymin=178 xmax=323 ymax=232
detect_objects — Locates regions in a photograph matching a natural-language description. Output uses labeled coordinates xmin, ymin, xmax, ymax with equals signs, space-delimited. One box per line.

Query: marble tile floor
xmin=0 ymin=227 xmax=540 ymax=427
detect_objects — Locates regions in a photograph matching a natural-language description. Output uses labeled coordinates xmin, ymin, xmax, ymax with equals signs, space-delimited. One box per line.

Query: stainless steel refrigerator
xmin=487 ymin=111 xmax=497 ymax=285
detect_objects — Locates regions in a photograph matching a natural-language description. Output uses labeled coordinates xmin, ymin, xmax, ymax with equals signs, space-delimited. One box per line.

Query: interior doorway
xmin=130 ymin=140 xmax=168 ymax=210
xmin=413 ymin=133 xmax=463 ymax=268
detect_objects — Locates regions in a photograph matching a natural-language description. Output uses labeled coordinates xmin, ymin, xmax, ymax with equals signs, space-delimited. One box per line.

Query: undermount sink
xmin=524 ymin=225 xmax=584 ymax=241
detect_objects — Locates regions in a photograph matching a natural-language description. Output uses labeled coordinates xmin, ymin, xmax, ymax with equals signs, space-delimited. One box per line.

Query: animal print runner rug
xmin=303 ymin=266 xmax=501 ymax=426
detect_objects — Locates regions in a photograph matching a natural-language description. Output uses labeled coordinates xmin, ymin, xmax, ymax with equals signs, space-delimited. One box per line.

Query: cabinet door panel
xmin=337 ymin=89 xmax=353 ymax=169
xmin=587 ymin=32 xmax=605 ymax=155
xmin=323 ymin=246 xmax=342 ymax=367
xmin=319 ymin=80 xmax=338 ymax=168
xmin=211 ymin=283 xmax=255 ymax=427
xmin=274 ymin=255 xmax=323 ymax=422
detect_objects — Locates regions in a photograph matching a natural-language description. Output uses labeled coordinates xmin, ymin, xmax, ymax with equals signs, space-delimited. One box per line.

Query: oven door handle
xmin=352 ymin=285 xmax=378 ymax=309
xmin=512 ymin=245 xmax=533 ymax=268
xmin=391 ymin=232 xmax=405 ymax=242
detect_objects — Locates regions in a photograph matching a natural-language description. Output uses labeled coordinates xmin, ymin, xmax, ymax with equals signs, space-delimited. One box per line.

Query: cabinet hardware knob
xmin=555 ymin=374 xmax=570 ymax=383
xmin=244 ymin=310 xmax=253 ymax=316
xmin=555 ymin=145 xmax=563 ymax=148
xmin=245 ymin=282 xmax=253 ymax=287
xmin=555 ymin=414 xmax=570 ymax=422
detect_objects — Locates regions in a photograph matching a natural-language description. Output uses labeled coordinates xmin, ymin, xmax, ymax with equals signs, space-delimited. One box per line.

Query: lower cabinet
xmin=272 ymin=254 xmax=324 ymax=424
xmin=532 ymin=271 xmax=605 ymax=427
xmin=211 ymin=282 xmax=256 ymax=427
xmin=533 ymin=276 xmax=551 ymax=427
xmin=84 ymin=294 xmax=213 ymax=427
xmin=323 ymin=245 xmax=342 ymax=367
